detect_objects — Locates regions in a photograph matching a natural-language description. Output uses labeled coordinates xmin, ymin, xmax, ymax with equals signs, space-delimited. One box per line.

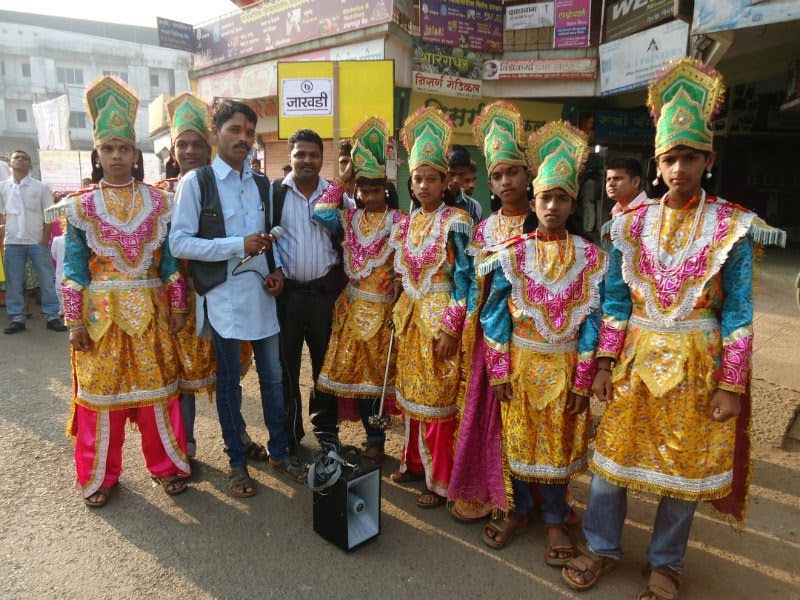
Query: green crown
xmin=168 ymin=93 xmax=211 ymax=144
xmin=647 ymin=57 xmax=725 ymax=156
xmin=351 ymin=116 xmax=388 ymax=180
xmin=527 ymin=121 xmax=588 ymax=200
xmin=401 ymin=106 xmax=453 ymax=174
xmin=85 ymin=76 xmax=138 ymax=146
xmin=473 ymin=101 xmax=527 ymax=174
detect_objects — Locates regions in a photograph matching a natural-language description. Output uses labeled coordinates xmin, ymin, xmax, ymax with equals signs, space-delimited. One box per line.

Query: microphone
xmin=239 ymin=225 xmax=285 ymax=265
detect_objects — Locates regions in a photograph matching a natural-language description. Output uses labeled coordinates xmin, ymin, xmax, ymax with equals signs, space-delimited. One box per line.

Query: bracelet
xmin=597 ymin=367 xmax=612 ymax=373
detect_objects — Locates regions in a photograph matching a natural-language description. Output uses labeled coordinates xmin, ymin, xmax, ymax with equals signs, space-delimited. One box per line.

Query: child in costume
xmin=561 ymin=58 xmax=786 ymax=598
xmin=389 ymin=107 xmax=473 ymax=508
xmin=57 ymin=77 xmax=190 ymax=507
xmin=478 ymin=122 xmax=605 ymax=563
xmin=449 ymin=101 xmax=532 ymax=522
xmin=313 ymin=117 xmax=404 ymax=462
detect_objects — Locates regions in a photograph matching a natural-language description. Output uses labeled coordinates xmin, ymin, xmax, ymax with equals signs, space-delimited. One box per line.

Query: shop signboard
xmin=599 ymin=19 xmax=689 ymax=95
xmin=594 ymin=109 xmax=655 ymax=142
xmin=156 ymin=17 xmax=196 ymax=53
xmin=482 ymin=57 xmax=597 ymax=80
xmin=505 ymin=2 xmax=555 ymax=30
xmin=419 ymin=0 xmax=504 ymax=53
xmin=554 ymin=0 xmax=592 ymax=48
xmin=195 ymin=40 xmax=384 ymax=100
xmin=693 ymin=0 xmax=800 ymax=35
xmin=278 ymin=60 xmax=394 ymax=139
xmin=412 ymin=41 xmax=483 ymax=98
xmin=604 ymin=0 xmax=675 ymax=42
xmin=194 ymin=0 xmax=393 ymax=69
xmin=408 ymin=91 xmax=563 ymax=145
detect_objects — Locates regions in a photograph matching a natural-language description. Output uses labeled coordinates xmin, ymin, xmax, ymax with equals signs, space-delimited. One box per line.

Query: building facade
xmin=0 ymin=10 xmax=192 ymax=176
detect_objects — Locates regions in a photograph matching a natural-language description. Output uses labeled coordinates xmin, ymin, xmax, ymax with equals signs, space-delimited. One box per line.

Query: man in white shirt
xmin=0 ymin=150 xmax=65 ymax=334
xmin=606 ymin=157 xmax=647 ymax=218
xmin=0 ymin=156 xmax=10 ymax=181
xmin=275 ymin=129 xmax=345 ymax=453
xmin=170 ymin=100 xmax=301 ymax=496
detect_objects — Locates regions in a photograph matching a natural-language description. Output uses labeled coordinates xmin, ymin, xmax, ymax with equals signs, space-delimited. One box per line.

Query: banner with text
xmin=505 ymin=2 xmax=555 ymax=30
xmin=409 ymin=91 xmax=562 ymax=145
xmin=195 ymin=0 xmax=393 ymax=69
xmin=156 ymin=17 xmax=196 ymax=52
xmin=604 ymin=0 xmax=674 ymax=42
xmin=554 ymin=0 xmax=592 ymax=48
xmin=412 ymin=41 xmax=484 ymax=98
xmin=482 ymin=57 xmax=596 ymax=80
xmin=599 ymin=20 xmax=689 ymax=95
xmin=692 ymin=0 xmax=800 ymax=35
xmin=419 ymin=0 xmax=503 ymax=53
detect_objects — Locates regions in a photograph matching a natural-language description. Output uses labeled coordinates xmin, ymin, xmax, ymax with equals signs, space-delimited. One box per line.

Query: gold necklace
xmin=100 ymin=178 xmax=137 ymax=224
xmin=357 ymin=206 xmax=389 ymax=238
xmin=532 ymin=231 xmax=570 ymax=285
xmin=653 ymin=190 xmax=706 ymax=275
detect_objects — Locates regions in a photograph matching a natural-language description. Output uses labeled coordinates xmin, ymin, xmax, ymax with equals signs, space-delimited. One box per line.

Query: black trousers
xmin=277 ymin=274 xmax=341 ymax=447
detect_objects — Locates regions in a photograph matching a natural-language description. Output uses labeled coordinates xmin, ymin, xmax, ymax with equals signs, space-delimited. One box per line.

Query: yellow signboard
xmin=409 ymin=92 xmax=563 ymax=145
xmin=278 ymin=60 xmax=394 ymax=139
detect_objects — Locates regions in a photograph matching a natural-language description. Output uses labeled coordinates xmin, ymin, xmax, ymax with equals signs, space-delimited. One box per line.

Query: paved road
xmin=1 ymin=253 xmax=799 ymax=599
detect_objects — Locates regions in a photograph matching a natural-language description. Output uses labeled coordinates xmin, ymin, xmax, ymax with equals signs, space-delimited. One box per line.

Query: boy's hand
xmin=566 ymin=392 xmax=589 ymax=415
xmin=708 ymin=389 xmax=741 ymax=422
xmin=492 ymin=383 xmax=512 ymax=403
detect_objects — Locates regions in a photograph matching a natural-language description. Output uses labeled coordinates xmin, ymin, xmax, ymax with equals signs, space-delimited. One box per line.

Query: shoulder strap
xmin=253 ymin=174 xmax=277 ymax=273
xmin=271 ymin=179 xmax=288 ymax=227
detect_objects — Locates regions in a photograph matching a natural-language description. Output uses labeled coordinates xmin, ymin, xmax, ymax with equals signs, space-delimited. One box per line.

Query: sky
xmin=0 ymin=0 xmax=239 ymax=27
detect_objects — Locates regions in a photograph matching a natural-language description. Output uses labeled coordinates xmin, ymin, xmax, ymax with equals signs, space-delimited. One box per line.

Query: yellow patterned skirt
xmin=504 ymin=345 xmax=589 ymax=483
xmin=175 ymin=292 xmax=216 ymax=395
xmin=74 ymin=305 xmax=179 ymax=412
xmin=392 ymin=292 xmax=461 ymax=423
xmin=591 ymin=328 xmax=734 ymax=501
xmin=317 ymin=290 xmax=395 ymax=399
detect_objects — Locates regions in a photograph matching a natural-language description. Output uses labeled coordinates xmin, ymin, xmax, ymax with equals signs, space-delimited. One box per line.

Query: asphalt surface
xmin=1 ymin=251 xmax=799 ymax=599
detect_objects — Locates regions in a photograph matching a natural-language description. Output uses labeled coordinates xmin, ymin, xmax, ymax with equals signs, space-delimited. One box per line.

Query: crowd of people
xmin=1 ymin=57 xmax=788 ymax=598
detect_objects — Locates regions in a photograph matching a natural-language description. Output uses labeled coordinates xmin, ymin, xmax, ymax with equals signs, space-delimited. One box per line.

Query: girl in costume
xmin=154 ymin=93 xmax=259 ymax=462
xmin=389 ymin=106 xmax=473 ymax=508
xmin=448 ymin=101 xmax=532 ymax=523
xmin=55 ymin=77 xmax=190 ymax=507
xmin=562 ymin=58 xmax=786 ymax=598
xmin=478 ymin=121 xmax=604 ymax=563
xmin=314 ymin=117 xmax=404 ymax=462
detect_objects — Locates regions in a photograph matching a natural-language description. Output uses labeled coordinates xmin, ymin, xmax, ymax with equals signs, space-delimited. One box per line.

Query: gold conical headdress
xmin=167 ymin=93 xmax=211 ymax=145
xmin=527 ymin=121 xmax=588 ymax=200
xmin=401 ymin=106 xmax=453 ymax=174
xmin=85 ymin=76 xmax=138 ymax=146
xmin=472 ymin=101 xmax=527 ymax=174
xmin=647 ymin=57 xmax=725 ymax=156
xmin=351 ymin=116 xmax=389 ymax=180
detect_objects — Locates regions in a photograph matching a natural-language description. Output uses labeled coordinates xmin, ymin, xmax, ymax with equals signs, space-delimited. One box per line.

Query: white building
xmin=0 ymin=10 xmax=191 ymax=173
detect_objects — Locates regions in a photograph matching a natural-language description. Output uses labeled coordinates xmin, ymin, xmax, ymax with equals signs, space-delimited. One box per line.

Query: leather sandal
xmin=561 ymin=543 xmax=616 ymax=591
xmin=83 ymin=486 xmax=113 ymax=508
xmin=153 ymin=475 xmax=188 ymax=496
xmin=544 ymin=524 xmax=576 ymax=567
xmin=228 ymin=466 xmax=256 ymax=498
xmin=390 ymin=469 xmax=424 ymax=484
xmin=481 ymin=512 xmax=529 ymax=549
xmin=639 ymin=567 xmax=681 ymax=600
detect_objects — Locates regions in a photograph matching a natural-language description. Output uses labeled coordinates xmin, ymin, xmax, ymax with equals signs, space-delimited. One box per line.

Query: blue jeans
xmin=582 ymin=474 xmax=697 ymax=574
xmin=210 ymin=329 xmax=289 ymax=469
xmin=512 ymin=478 xmax=571 ymax=525
xmin=357 ymin=398 xmax=386 ymax=447
xmin=4 ymin=243 xmax=61 ymax=322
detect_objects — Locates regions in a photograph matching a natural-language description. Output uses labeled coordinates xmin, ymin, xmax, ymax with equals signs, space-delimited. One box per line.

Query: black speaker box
xmin=312 ymin=461 xmax=381 ymax=551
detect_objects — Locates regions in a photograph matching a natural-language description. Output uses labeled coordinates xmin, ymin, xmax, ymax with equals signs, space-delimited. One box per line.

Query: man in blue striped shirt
xmin=276 ymin=129 xmax=345 ymax=453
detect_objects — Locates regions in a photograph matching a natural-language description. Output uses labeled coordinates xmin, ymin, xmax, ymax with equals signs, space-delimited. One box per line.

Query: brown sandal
xmin=83 ymin=486 xmax=113 ymax=508
xmin=362 ymin=444 xmax=386 ymax=464
xmin=416 ymin=488 xmax=446 ymax=508
xmin=228 ymin=466 xmax=256 ymax=498
xmin=390 ymin=469 xmax=424 ymax=484
xmin=639 ymin=567 xmax=681 ymax=600
xmin=481 ymin=512 xmax=529 ymax=549
xmin=153 ymin=475 xmax=188 ymax=496
xmin=561 ymin=543 xmax=616 ymax=591
xmin=269 ymin=458 xmax=306 ymax=483
xmin=544 ymin=525 xmax=576 ymax=567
